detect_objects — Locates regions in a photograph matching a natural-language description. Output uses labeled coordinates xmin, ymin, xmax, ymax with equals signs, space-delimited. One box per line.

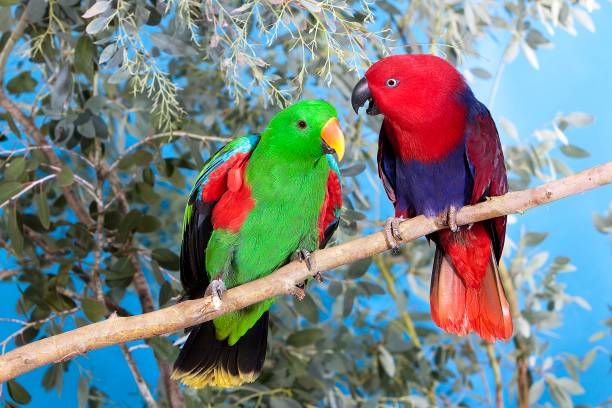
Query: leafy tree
xmin=0 ymin=1 xmax=608 ymax=407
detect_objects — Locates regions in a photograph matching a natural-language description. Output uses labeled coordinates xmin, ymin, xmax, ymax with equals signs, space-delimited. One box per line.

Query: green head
xmin=260 ymin=100 xmax=345 ymax=162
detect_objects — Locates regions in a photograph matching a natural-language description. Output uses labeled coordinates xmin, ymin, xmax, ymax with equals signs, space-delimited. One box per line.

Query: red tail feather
xmin=430 ymin=226 xmax=513 ymax=341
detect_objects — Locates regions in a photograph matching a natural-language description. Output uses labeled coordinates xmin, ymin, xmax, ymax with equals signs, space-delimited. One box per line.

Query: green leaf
xmin=342 ymin=287 xmax=356 ymax=317
xmin=86 ymin=15 xmax=111 ymax=35
xmin=0 ymin=181 xmax=23 ymax=204
xmin=588 ymin=331 xmax=605 ymax=343
xmin=528 ymin=379 xmax=545 ymax=403
xmin=56 ymin=166 xmax=74 ymax=187
xmin=470 ymin=67 xmax=492 ymax=79
xmin=564 ymin=112 xmax=594 ymax=128
xmin=293 ymin=294 xmax=319 ymax=324
xmin=41 ymin=364 xmax=63 ymax=392
xmin=593 ymin=213 xmax=612 ymax=233
xmin=81 ymin=298 xmax=107 ymax=322
xmin=357 ymin=281 xmax=385 ymax=296
xmin=77 ymin=376 xmax=89 ymax=408
xmin=151 ymin=248 xmax=180 ymax=271
xmin=556 ymin=377 xmax=585 ymax=395
xmin=98 ymin=43 xmax=116 ymax=65
xmin=0 ymin=0 xmax=21 ymax=6
xmin=287 ymin=328 xmax=324 ymax=347
xmin=269 ymin=398 xmax=301 ymax=408
xmin=148 ymin=337 xmax=178 ymax=363
xmin=118 ymin=150 xmax=153 ymax=170
xmin=107 ymin=257 xmax=136 ymax=279
xmin=6 ymin=71 xmax=37 ymax=95
xmin=158 ymin=281 xmax=174 ymax=307
xmin=327 ymin=281 xmax=343 ymax=297
xmin=5 ymin=157 xmax=26 ymax=180
xmin=523 ymin=232 xmax=548 ymax=246
xmin=560 ymin=144 xmax=590 ymax=158
xmin=37 ymin=189 xmax=50 ymax=229
xmin=345 ymin=257 xmax=371 ymax=279
xmin=378 ymin=345 xmax=396 ymax=377
xmin=7 ymin=380 xmax=31 ymax=404
xmin=74 ymin=35 xmax=95 ymax=77
xmin=581 ymin=347 xmax=598 ymax=370
xmin=6 ymin=207 xmax=23 ymax=256
xmin=135 ymin=214 xmax=161 ymax=233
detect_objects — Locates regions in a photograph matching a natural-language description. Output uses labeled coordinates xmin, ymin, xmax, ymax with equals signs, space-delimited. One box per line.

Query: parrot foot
xmin=444 ymin=206 xmax=460 ymax=233
xmin=384 ymin=217 xmax=403 ymax=255
xmin=205 ymin=278 xmax=226 ymax=310
xmin=296 ymin=249 xmax=316 ymax=271
xmin=289 ymin=285 xmax=306 ymax=301
xmin=295 ymin=249 xmax=323 ymax=283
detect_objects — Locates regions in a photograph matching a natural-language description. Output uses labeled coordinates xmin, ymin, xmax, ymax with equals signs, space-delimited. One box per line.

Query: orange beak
xmin=320 ymin=117 xmax=345 ymax=161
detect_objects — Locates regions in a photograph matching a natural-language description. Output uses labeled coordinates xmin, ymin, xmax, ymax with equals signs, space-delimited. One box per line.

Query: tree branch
xmin=0 ymin=162 xmax=610 ymax=382
xmin=119 ymin=344 xmax=158 ymax=408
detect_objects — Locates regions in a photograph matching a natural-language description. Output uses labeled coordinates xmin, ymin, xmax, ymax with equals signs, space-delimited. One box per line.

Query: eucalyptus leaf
xmin=7 ymin=380 xmax=31 ymax=404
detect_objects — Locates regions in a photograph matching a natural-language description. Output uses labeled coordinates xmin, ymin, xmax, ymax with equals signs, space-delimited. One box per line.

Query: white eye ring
xmin=386 ymin=78 xmax=399 ymax=88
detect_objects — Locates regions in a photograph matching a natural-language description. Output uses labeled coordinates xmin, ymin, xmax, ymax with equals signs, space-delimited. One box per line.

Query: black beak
xmin=351 ymin=76 xmax=380 ymax=115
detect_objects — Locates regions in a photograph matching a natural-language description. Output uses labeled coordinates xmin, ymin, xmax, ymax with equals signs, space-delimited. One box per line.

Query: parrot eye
xmin=386 ymin=78 xmax=399 ymax=88
xmin=297 ymin=120 xmax=308 ymax=129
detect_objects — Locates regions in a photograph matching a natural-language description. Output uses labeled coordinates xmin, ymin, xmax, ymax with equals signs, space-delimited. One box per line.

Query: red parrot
xmin=351 ymin=54 xmax=512 ymax=341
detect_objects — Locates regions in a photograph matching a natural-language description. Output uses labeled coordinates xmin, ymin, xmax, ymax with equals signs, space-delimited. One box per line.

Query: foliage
xmin=0 ymin=0 xmax=608 ymax=407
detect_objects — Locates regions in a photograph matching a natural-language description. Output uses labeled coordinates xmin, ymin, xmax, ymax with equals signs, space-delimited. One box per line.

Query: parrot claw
xmin=446 ymin=206 xmax=459 ymax=233
xmin=295 ymin=249 xmax=323 ymax=283
xmin=289 ymin=285 xmax=306 ymax=301
xmin=205 ymin=277 xmax=226 ymax=310
xmin=295 ymin=248 xmax=324 ymax=283
xmin=384 ymin=217 xmax=403 ymax=255
xmin=296 ymin=249 xmax=316 ymax=271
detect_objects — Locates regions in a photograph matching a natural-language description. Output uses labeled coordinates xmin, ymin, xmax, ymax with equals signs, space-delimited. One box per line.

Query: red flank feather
xmin=211 ymin=159 xmax=255 ymax=233
xmin=317 ymin=171 xmax=342 ymax=244
xmin=201 ymin=153 xmax=250 ymax=202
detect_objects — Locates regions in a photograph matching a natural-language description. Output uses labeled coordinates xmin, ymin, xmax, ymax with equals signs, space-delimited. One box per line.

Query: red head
xmin=352 ymin=54 xmax=470 ymax=161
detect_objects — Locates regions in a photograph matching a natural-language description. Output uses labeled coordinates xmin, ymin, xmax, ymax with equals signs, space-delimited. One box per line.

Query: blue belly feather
xmin=391 ymin=141 xmax=473 ymax=217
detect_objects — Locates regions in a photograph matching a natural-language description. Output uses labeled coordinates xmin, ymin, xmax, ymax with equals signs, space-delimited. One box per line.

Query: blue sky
xmin=1 ymin=4 xmax=611 ymax=407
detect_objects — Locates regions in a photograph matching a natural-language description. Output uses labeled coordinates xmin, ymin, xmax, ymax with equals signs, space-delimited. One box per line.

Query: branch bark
xmin=0 ymin=162 xmax=610 ymax=382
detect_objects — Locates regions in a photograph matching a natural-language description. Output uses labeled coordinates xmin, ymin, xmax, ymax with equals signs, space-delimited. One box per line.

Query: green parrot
xmin=171 ymin=100 xmax=345 ymax=388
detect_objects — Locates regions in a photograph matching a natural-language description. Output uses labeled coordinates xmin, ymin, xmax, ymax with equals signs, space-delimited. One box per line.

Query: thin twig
xmin=119 ymin=343 xmax=159 ymax=408
xmin=108 ymin=131 xmax=228 ymax=173
xmin=0 ymin=10 xmax=28 ymax=79
xmin=0 ymin=174 xmax=56 ymax=209
xmin=374 ymin=255 xmax=437 ymax=405
xmin=498 ymin=261 xmax=529 ymax=408
xmin=0 ymin=307 xmax=79 ymax=355
xmin=0 ymin=269 xmax=19 ymax=281
xmin=485 ymin=343 xmax=504 ymax=408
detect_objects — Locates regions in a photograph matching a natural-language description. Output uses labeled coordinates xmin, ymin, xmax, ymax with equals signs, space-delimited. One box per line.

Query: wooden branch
xmin=119 ymin=344 xmax=158 ymax=408
xmin=0 ymin=162 xmax=610 ymax=382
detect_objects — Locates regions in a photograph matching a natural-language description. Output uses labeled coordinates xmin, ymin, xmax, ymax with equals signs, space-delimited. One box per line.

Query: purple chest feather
xmin=391 ymin=141 xmax=472 ymax=217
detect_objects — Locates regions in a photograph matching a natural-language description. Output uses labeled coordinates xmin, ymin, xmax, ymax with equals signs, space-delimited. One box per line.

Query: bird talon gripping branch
xmin=383 ymin=217 xmax=403 ymax=254
xmin=204 ymin=278 xmax=226 ymax=311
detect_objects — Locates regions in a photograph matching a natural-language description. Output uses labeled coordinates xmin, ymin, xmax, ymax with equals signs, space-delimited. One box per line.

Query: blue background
xmin=1 ymin=5 xmax=611 ymax=407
